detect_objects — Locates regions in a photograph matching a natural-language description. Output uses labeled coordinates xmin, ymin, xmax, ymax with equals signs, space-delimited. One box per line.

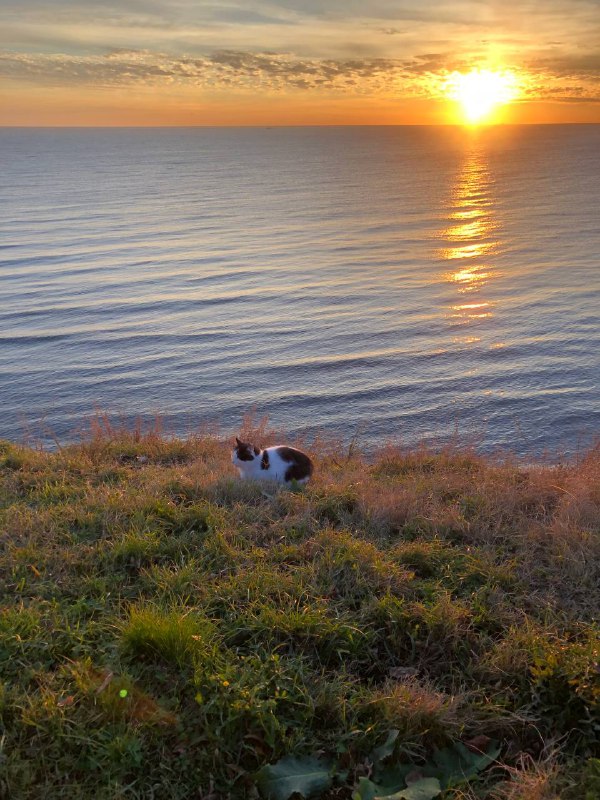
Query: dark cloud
xmin=1 ymin=44 xmax=598 ymax=102
xmin=0 ymin=49 xmax=414 ymax=92
xmin=0 ymin=51 xmax=204 ymax=85
xmin=528 ymin=52 xmax=600 ymax=76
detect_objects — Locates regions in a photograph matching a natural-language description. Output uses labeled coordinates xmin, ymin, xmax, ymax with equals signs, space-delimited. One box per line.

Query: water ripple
xmin=1 ymin=126 xmax=599 ymax=455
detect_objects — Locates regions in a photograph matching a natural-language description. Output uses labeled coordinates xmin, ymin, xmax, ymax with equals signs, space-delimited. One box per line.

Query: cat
xmin=232 ymin=437 xmax=314 ymax=485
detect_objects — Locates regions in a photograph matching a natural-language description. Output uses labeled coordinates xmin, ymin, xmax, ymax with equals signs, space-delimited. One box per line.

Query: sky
xmin=1 ymin=0 xmax=600 ymax=125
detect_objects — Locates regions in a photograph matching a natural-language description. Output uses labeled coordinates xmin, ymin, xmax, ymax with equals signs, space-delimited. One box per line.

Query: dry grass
xmin=491 ymin=749 xmax=563 ymax=800
xmin=0 ymin=421 xmax=598 ymax=799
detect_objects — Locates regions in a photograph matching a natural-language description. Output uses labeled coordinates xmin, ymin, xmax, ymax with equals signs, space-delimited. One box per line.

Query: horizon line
xmin=2 ymin=121 xmax=599 ymax=129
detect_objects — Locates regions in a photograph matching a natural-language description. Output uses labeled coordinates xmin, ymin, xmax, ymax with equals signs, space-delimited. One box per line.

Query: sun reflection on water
xmin=438 ymin=143 xmax=501 ymax=337
xmin=444 ymin=241 xmax=495 ymax=260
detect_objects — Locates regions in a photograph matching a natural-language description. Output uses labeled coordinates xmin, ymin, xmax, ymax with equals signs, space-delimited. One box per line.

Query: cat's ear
xmin=253 ymin=446 xmax=260 ymax=456
xmin=235 ymin=437 xmax=241 ymax=447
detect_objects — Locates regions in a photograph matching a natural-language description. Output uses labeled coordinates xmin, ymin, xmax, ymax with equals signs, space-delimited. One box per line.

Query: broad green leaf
xmin=371 ymin=730 xmax=400 ymax=769
xmin=256 ymin=755 xmax=334 ymax=800
xmin=376 ymin=764 xmax=418 ymax=787
xmin=382 ymin=777 xmax=442 ymax=800
xmin=352 ymin=776 xmax=441 ymax=800
xmin=426 ymin=741 xmax=501 ymax=789
xmin=357 ymin=739 xmax=500 ymax=800
xmin=353 ymin=777 xmax=383 ymax=800
xmin=354 ymin=764 xmax=413 ymax=799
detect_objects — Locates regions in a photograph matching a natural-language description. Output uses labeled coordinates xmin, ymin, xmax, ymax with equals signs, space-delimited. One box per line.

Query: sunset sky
xmin=2 ymin=0 xmax=600 ymax=125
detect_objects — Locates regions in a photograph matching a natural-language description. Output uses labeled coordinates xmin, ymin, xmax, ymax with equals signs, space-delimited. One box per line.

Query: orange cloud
xmin=1 ymin=0 xmax=599 ymax=125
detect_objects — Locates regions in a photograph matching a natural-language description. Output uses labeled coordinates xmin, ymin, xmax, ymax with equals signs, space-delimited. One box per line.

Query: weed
xmin=120 ymin=604 xmax=217 ymax=668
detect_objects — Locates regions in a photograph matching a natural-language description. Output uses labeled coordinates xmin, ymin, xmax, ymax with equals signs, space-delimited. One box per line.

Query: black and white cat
xmin=232 ymin=437 xmax=314 ymax=485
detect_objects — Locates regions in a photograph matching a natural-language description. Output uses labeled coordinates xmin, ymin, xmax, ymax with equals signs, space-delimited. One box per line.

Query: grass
xmin=0 ymin=420 xmax=598 ymax=799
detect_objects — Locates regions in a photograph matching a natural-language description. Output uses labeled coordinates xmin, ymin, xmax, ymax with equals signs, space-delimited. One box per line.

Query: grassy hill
xmin=1 ymin=419 xmax=598 ymax=799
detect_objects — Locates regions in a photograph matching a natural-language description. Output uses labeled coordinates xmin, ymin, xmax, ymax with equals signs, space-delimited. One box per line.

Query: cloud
xmin=0 ymin=49 xmax=423 ymax=94
xmin=528 ymin=52 xmax=600 ymax=77
xmin=1 ymin=0 xmax=598 ymax=111
xmin=3 ymin=0 xmax=599 ymax=62
xmin=1 ymin=47 xmax=598 ymax=104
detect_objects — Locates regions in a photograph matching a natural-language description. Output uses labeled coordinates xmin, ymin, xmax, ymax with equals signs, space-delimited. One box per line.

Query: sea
xmin=1 ymin=125 xmax=599 ymax=456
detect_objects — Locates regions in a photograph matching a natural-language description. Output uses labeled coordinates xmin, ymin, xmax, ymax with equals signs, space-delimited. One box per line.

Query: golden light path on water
xmin=438 ymin=142 xmax=501 ymax=345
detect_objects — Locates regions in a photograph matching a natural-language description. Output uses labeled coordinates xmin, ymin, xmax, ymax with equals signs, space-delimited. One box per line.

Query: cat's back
xmin=268 ymin=445 xmax=314 ymax=483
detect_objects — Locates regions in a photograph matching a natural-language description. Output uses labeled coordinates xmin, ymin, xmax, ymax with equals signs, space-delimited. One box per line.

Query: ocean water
xmin=1 ymin=125 xmax=599 ymax=455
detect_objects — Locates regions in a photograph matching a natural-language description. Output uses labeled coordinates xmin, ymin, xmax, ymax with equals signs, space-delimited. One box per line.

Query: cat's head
xmin=232 ymin=436 xmax=260 ymax=466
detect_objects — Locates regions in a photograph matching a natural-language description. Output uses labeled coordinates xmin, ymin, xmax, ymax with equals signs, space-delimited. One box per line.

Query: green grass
xmin=0 ymin=426 xmax=598 ymax=799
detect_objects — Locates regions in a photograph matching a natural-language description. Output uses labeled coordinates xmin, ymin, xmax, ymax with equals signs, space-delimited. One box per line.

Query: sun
xmin=445 ymin=69 xmax=520 ymax=124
